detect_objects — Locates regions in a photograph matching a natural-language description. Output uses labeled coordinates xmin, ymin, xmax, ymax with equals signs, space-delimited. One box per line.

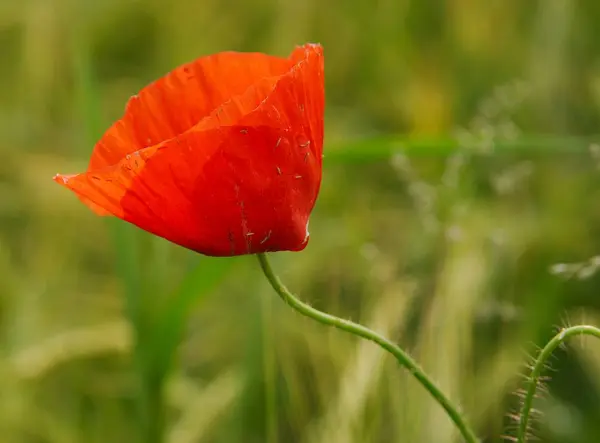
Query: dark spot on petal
xmin=260 ymin=230 xmax=272 ymax=244
xmin=228 ymin=231 xmax=235 ymax=256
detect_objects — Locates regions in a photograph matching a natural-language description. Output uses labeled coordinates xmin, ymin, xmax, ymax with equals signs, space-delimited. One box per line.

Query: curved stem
xmin=517 ymin=325 xmax=600 ymax=443
xmin=257 ymin=253 xmax=479 ymax=443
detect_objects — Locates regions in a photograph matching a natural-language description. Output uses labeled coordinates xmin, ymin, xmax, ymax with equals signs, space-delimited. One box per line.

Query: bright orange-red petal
xmin=88 ymin=52 xmax=293 ymax=171
xmin=55 ymin=43 xmax=324 ymax=257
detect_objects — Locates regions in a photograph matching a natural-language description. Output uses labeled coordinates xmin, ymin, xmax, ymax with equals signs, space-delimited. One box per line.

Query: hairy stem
xmin=517 ymin=324 xmax=600 ymax=443
xmin=257 ymin=253 xmax=479 ymax=443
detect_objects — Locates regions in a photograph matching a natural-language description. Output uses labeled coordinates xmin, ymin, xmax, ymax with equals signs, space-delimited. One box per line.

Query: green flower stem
xmin=517 ymin=325 xmax=600 ymax=443
xmin=257 ymin=253 xmax=479 ymax=443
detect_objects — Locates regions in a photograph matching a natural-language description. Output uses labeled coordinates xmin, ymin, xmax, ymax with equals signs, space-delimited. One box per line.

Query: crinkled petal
xmin=56 ymin=124 xmax=317 ymax=256
xmin=89 ymin=52 xmax=292 ymax=170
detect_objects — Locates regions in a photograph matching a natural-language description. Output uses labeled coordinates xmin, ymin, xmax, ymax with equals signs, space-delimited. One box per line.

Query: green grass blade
xmin=324 ymin=134 xmax=599 ymax=164
xmin=149 ymin=255 xmax=238 ymax=377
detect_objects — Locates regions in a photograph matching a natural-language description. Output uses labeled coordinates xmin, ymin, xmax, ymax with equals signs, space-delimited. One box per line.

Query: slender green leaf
xmin=324 ymin=135 xmax=599 ymax=164
xmin=149 ymin=254 xmax=238 ymax=377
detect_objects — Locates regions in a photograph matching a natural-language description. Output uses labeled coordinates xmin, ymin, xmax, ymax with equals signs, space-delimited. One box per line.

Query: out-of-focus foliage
xmin=1 ymin=0 xmax=600 ymax=442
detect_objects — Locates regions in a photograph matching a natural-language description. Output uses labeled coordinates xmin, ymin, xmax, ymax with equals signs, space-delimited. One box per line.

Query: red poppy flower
xmin=54 ymin=43 xmax=324 ymax=257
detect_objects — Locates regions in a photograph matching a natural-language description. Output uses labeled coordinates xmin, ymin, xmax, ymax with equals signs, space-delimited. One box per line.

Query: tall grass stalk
xmin=71 ymin=24 xmax=166 ymax=443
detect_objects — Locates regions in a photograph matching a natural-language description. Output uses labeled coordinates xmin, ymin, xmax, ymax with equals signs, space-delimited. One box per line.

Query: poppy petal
xmin=56 ymin=126 xmax=316 ymax=256
xmin=89 ymin=52 xmax=293 ymax=170
xmin=241 ymin=44 xmax=324 ymax=161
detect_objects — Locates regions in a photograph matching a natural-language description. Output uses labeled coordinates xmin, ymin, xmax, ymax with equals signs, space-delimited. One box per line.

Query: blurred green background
xmin=2 ymin=0 xmax=600 ymax=442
